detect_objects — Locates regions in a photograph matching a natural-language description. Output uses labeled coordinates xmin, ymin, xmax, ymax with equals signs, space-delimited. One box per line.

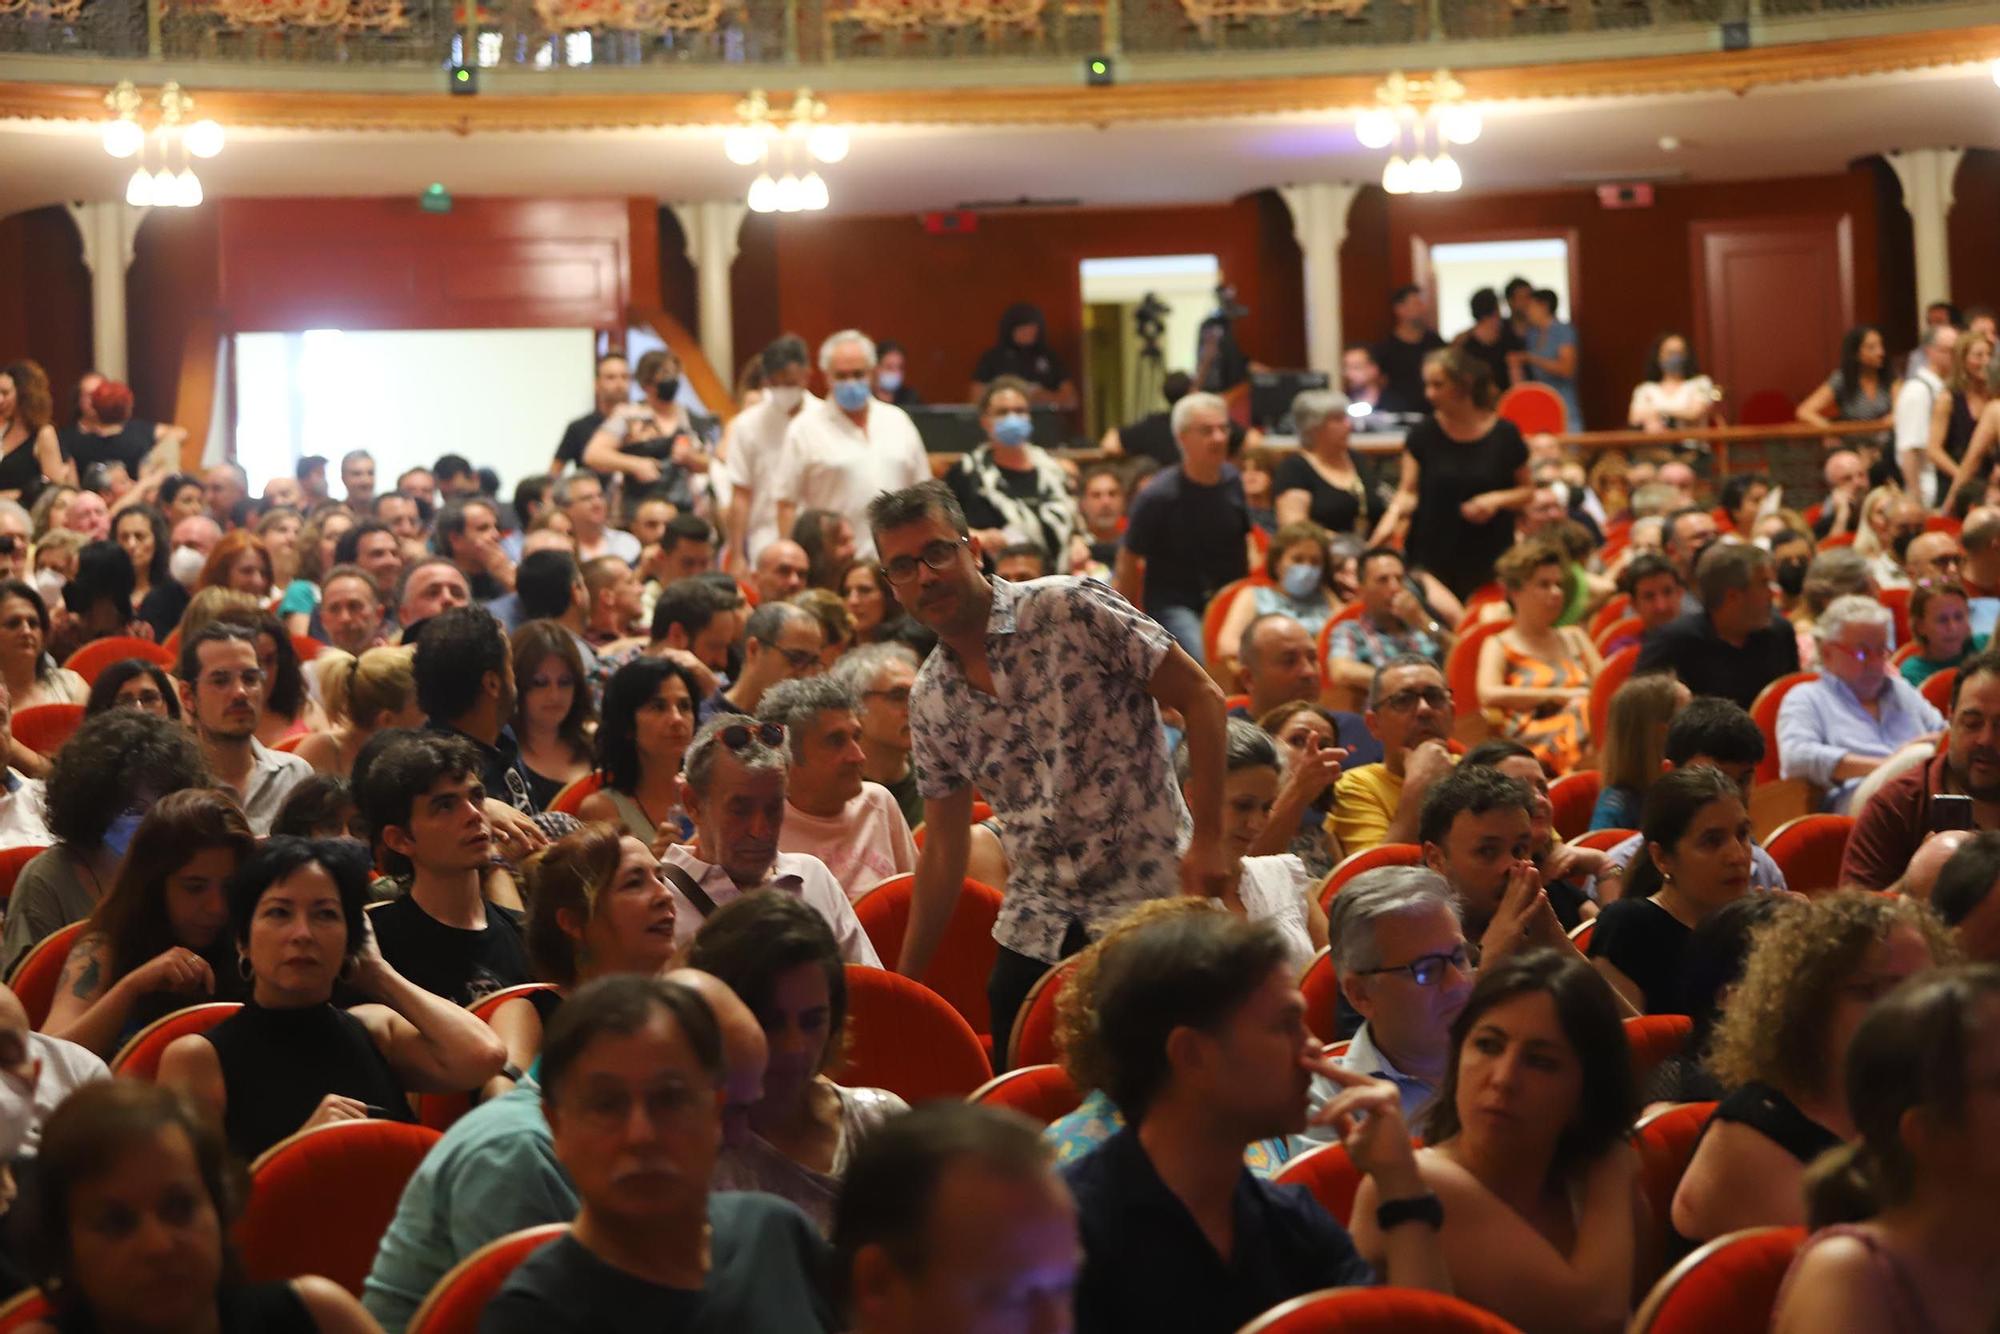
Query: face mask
xmin=769 ymin=385 xmax=804 ymax=413
xmin=169 ymin=544 xmax=207 ymax=588
xmin=1281 ymin=563 xmax=1323 ymax=601
xmin=102 ymin=806 xmax=145 ymax=859
xmin=876 ymin=370 xmax=903 ymax=394
xmin=831 ymin=379 xmax=873 ymax=413
xmin=31 ymin=568 xmax=63 ymax=606
xmin=1659 ymin=353 xmax=1687 ymax=376
xmin=992 ymin=413 xmax=1034 ymax=448
xmin=1776 ymin=557 xmax=1809 ymax=598
xmin=0 ymin=1066 xmax=35 ymax=1162
xmin=654 ymin=377 xmax=681 ymax=402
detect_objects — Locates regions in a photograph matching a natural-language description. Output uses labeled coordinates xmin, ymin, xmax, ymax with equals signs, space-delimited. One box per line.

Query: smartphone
xmin=1932 ymin=794 xmax=1975 ymax=833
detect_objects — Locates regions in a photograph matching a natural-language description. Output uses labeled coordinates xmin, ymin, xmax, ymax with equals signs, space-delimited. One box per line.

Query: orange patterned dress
xmin=1499 ymin=636 xmax=1592 ymax=774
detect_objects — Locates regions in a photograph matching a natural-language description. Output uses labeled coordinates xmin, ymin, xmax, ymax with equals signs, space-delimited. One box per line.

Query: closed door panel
xmin=1692 ymin=215 xmax=1853 ymax=415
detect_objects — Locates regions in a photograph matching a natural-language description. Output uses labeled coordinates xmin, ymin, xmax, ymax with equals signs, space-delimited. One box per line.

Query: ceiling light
xmin=1406 ymin=154 xmax=1437 ymax=194
xmin=1433 ymin=152 xmax=1463 ymax=192
xmin=747 ymin=173 xmax=778 ymax=214
xmin=124 ymin=166 xmax=153 ymax=207
xmin=184 ymin=118 xmax=225 ymax=159
xmin=807 ymin=125 xmax=848 ymax=164
xmin=1355 ymin=109 xmax=1396 ymax=150
xmin=1381 ymin=155 xmax=1411 ymax=195
xmin=1439 ymin=105 xmax=1481 ymax=145
xmin=724 ymin=125 xmax=764 ymax=166
xmin=101 ymin=118 xmax=144 ymax=159
xmin=773 ymin=173 xmax=803 ymax=213
xmin=800 ymin=171 xmax=830 ymax=211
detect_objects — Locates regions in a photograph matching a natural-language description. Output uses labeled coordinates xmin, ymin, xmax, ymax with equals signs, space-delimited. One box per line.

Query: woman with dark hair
xmin=1371 ymin=346 xmax=1532 ymax=600
xmin=0 ymin=579 xmax=87 ymax=733
xmin=154 ymin=472 xmax=208 ymax=524
xmin=234 ymin=610 xmax=312 ymax=746
xmin=687 ymin=891 xmax=908 ymax=1234
xmin=871 ymin=338 xmax=923 ymax=407
xmin=43 ymin=789 xmax=257 ymax=1057
xmin=1771 ymin=965 xmax=2000 ymax=1334
xmin=510 ymin=620 xmax=594 ymax=809
xmin=1587 ymin=765 xmax=1753 ymax=1013
xmin=0 ymin=359 xmax=68 ymax=505
xmin=18 ymin=1080 xmax=378 ymax=1334
xmin=839 ymin=560 xmax=909 ymax=645
xmin=111 ymin=503 xmax=169 ymax=613
xmin=969 ymin=303 xmax=1075 ymax=407
xmin=1672 ymin=890 xmax=1952 ymax=1249
xmin=793 ymin=508 xmax=856 ymax=592
xmin=1213 ymin=521 xmax=1341 ymax=682
xmin=270 ymin=774 xmax=361 ymax=841
xmin=1627 ymin=332 xmax=1722 ymax=432
xmin=84 ymin=657 xmax=180 ymax=720
xmin=47 ymin=541 xmax=141 ymax=665
xmin=0 ymin=709 xmax=210 ymax=973
xmin=155 ymin=836 xmax=505 ymax=1159
xmin=577 ymin=657 xmax=700 ymax=844
xmin=1349 ymin=948 xmax=1643 ymax=1334
xmin=1799 ymin=324 xmax=1896 ymax=456
xmin=1256 ymin=699 xmax=1343 ymax=877
xmin=941 ymin=375 xmax=1084 ymax=570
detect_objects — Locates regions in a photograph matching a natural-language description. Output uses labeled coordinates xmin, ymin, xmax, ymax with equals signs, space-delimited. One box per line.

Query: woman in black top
xmin=20 ymin=1080 xmax=377 ymax=1334
xmin=0 ymin=360 xmax=69 ymax=506
xmin=1936 ymin=332 xmax=1997 ymax=512
xmin=156 ymin=837 xmax=504 ymax=1161
xmin=969 ymin=302 xmax=1076 ymax=408
xmin=1588 ymin=765 xmax=1753 ymax=1015
xmin=1670 ymin=889 xmax=1952 ymax=1250
xmin=1273 ymin=388 xmax=1378 ymax=539
xmin=1372 ymin=347 xmax=1530 ymax=600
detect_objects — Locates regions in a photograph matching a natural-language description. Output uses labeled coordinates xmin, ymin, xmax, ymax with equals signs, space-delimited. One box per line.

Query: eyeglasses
xmin=880 ymin=538 xmax=968 ymax=585
xmin=0 ymin=536 xmax=19 ymax=556
xmin=773 ymin=646 xmax=820 ymax=672
xmin=1377 ymin=686 xmax=1452 ymax=713
xmin=1358 ymin=945 xmax=1470 ymax=988
xmin=718 ymin=720 xmax=786 ymax=752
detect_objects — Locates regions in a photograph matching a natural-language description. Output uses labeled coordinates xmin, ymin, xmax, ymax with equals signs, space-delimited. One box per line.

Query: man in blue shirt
xmin=1063 ymin=912 xmax=1449 ymax=1333
xmin=1521 ymin=288 xmax=1582 ymax=431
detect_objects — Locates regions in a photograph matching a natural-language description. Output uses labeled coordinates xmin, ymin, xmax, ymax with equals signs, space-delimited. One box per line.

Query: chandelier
xmin=102 ymin=81 xmax=224 ymax=209
xmin=1353 ymin=70 xmax=1480 ymax=196
xmin=723 ymin=90 xmax=848 ymax=214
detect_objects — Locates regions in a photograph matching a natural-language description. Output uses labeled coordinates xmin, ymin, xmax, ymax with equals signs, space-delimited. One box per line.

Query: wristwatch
xmin=1376 ymin=1192 xmax=1445 ymax=1232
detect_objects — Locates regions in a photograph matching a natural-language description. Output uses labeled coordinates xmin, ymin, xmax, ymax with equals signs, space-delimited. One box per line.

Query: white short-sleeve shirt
xmin=772 ymin=397 xmax=930 ymax=561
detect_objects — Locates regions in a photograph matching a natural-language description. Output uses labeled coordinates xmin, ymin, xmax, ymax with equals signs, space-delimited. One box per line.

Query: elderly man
xmin=0 ymin=500 xmax=29 ymax=581
xmin=657 ymin=715 xmax=879 ymax=963
xmin=340 ymin=449 xmax=377 ymax=508
xmin=751 ymin=538 xmax=811 ymax=606
xmin=1303 ymin=866 xmax=1471 ymax=1129
xmin=772 ymin=330 xmax=929 ymax=564
xmin=399 ymin=466 xmax=439 ymax=511
xmin=1662 ymin=506 xmax=1719 ymax=610
xmin=716 ymin=601 xmax=822 ymax=718
xmin=1324 ymin=547 xmax=1449 ymax=693
xmin=396 ymin=557 xmax=473 ymax=634
xmin=1905 ymin=530 xmax=1968 ymax=587
xmin=375 ymin=492 xmax=425 ymax=551
xmin=1779 ymin=595 xmax=1943 ymax=812
xmin=1814 ymin=449 xmax=1870 ymax=541
xmin=725 ymin=335 xmax=818 ymax=571
xmin=1637 ymin=542 xmax=1799 ymax=709
xmin=1235 ymin=613 xmax=1318 ymax=719
xmin=1329 ymin=655 xmax=1456 ymax=855
xmin=137 ymin=512 xmax=220 ymax=638
xmin=203 ymin=462 xmax=249 ymax=527
xmin=831 ymin=642 xmax=923 ymax=831
xmin=0 ymin=982 xmax=107 ymax=1161
xmin=757 ymin=676 xmax=917 ymax=902
xmin=319 ymin=565 xmax=387 ymax=656
xmin=1866 ymin=494 xmax=1929 ymax=591
xmin=557 ymin=472 xmax=640 ymax=564
xmin=1113 ymin=391 xmax=1251 ymax=663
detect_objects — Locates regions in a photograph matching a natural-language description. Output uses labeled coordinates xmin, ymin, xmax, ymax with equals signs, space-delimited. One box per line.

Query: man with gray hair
xmin=831 ymin=641 xmax=923 ymax=830
xmin=0 ymin=499 xmax=31 ymax=581
xmin=1303 ymin=866 xmax=1470 ymax=1134
xmin=715 ymin=600 xmax=823 ymax=718
xmin=1779 ymin=593 xmax=1942 ymax=812
xmin=657 ymin=714 xmax=879 ymax=963
xmin=773 ymin=328 xmax=928 ymax=563
xmin=1636 ymin=540 xmax=1799 ymax=709
xmin=757 ymin=676 xmax=916 ymax=901
xmin=1113 ymin=389 xmax=1251 ymax=662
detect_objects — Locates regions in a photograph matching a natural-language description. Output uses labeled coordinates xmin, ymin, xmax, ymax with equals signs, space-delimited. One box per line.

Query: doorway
xmin=1413 ymin=234 xmax=1577 ymax=338
xmin=1078 ymin=254 xmax=1221 ymax=442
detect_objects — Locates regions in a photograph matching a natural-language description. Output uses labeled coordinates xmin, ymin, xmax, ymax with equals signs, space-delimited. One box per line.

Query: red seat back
xmin=1587 ymin=645 xmax=1641 ymax=744
xmin=1319 ymin=843 xmax=1423 ymax=914
xmin=1007 ymin=955 xmax=1081 ymax=1070
xmin=404 ymin=1224 xmax=569 ymax=1334
xmin=1298 ymin=948 xmax=1344 ymax=1044
xmin=1239 ymin=1286 xmax=1518 ymax=1333
xmin=290 ymin=633 xmax=323 ymax=662
xmin=966 ymin=1064 xmax=1084 ymax=1126
xmin=0 ymin=1290 xmax=50 ymax=1333
xmin=1763 ymin=813 xmax=1855 ymax=897
xmin=1271 ymin=1140 xmax=1370 ymax=1228
xmin=1495 ymin=382 xmax=1568 ymax=437
xmin=12 ymin=703 xmax=84 ymax=758
xmin=1570 ymin=827 xmax=1637 ymax=852
xmin=1587 ymin=593 xmax=1633 ymax=640
xmin=852 ymin=876 xmax=1001 ymax=1039
xmin=8 ymin=918 xmax=87 ymax=1029
xmin=235 ymin=1120 xmax=444 ymax=1295
xmin=1547 ymin=770 xmax=1601 ymax=842
xmin=548 ymin=772 xmax=605 ymax=817
xmin=1749 ymin=673 xmax=1819 ymax=784
xmin=835 ymin=965 xmax=993 ymax=1102
xmin=109 ymin=1003 xmax=242 ymax=1080
xmin=1920 ymin=667 xmax=1957 ymax=714
xmin=1876 ymin=586 xmax=1911 ymax=646
xmin=1568 ymin=918 xmax=1595 ymax=952
xmin=1631 ymin=1101 xmax=1717 ymax=1243
xmin=0 ymin=844 xmax=48 ymax=909
xmin=62 ymin=635 xmax=172 ymax=683
xmin=1630 ymin=1225 xmax=1807 ymax=1334
xmin=1593 ymin=614 xmax=1645 ymax=657
xmin=1624 ymin=1013 xmax=1693 ymax=1083
xmin=1202 ymin=576 xmax=1269 ymax=664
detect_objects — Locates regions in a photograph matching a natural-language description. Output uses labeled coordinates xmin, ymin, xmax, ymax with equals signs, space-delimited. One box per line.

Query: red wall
xmin=0 ymin=206 xmax=93 ymax=425
xmin=1949 ymin=149 xmax=2000 ymax=318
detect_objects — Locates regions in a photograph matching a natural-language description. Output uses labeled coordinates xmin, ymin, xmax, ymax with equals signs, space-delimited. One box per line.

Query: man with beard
xmin=1329 ymin=656 xmax=1456 ymax=855
xmin=1841 ymin=644 xmax=2000 ymax=889
xmin=413 ymin=605 xmax=541 ymax=814
xmin=174 ymin=622 xmax=310 ymax=834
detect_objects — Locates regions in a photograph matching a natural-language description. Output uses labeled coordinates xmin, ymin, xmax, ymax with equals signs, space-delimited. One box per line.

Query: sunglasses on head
xmin=718 ymin=721 xmax=785 ymax=752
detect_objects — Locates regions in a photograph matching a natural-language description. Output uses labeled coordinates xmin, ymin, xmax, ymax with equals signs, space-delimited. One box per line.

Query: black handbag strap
xmin=660 ymin=860 xmax=720 ymax=920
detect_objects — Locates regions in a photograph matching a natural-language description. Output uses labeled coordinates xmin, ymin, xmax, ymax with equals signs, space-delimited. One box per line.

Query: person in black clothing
xmin=1455 ymin=287 xmax=1521 ymax=394
xmin=1372 ymin=285 xmax=1447 ymax=415
xmin=58 ymin=375 xmax=180 ymax=478
xmin=413 ymin=605 xmax=543 ymax=813
xmin=871 ymin=339 xmax=925 ymax=408
xmin=21 ymin=1080 xmax=382 ymax=1333
xmin=969 ymin=302 xmax=1076 ymax=408
xmin=154 ymin=836 xmax=504 ymax=1160
xmin=1636 ymin=542 xmax=1800 ymax=710
xmin=1063 ymin=910 xmax=1448 ymax=1333
xmin=357 ymin=732 xmax=535 ymax=1010
xmin=552 ymin=352 xmax=631 ymax=474
xmin=1102 ymin=370 xmax=1249 ymax=467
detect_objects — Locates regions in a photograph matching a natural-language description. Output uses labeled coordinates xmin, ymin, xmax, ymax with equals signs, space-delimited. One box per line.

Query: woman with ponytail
xmin=1773 ymin=965 xmax=2000 ymax=1334
xmin=293 ymin=644 xmax=424 ymax=777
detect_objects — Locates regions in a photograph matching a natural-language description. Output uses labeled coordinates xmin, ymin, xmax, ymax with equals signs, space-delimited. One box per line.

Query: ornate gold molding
xmin=0 ymin=20 xmax=1994 ymax=129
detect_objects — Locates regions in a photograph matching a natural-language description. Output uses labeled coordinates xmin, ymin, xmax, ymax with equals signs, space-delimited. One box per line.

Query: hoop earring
xmin=237 ymin=955 xmax=252 ymax=982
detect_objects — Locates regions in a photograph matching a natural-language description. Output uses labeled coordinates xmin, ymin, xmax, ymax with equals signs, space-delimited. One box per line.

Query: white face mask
xmin=31 ymin=568 xmax=64 ymax=607
xmin=768 ymin=385 xmax=805 ymax=414
xmin=169 ymin=544 xmax=207 ymax=588
xmin=0 ymin=1064 xmax=38 ymax=1162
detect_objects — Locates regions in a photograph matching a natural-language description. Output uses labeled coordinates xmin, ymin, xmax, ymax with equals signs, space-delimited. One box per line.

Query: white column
xmin=670 ymin=200 xmax=748 ymax=386
xmin=63 ymin=201 xmax=150 ymax=380
xmin=1277 ymin=182 xmax=1361 ymax=376
xmin=1885 ymin=148 xmax=1965 ymax=334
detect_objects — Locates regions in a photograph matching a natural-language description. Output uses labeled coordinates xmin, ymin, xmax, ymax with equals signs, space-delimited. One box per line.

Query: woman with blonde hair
xmin=1671 ymin=890 xmax=1956 ymax=1249
xmin=1588 ymin=673 xmax=1689 ymax=830
xmin=293 ymin=644 xmax=423 ymax=776
xmin=173 ymin=586 xmax=260 ymax=646
xmin=1929 ymin=328 xmax=1994 ymax=499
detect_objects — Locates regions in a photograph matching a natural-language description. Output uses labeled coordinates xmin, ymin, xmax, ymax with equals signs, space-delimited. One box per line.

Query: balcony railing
xmin=0 ymin=0 xmax=1974 ymax=70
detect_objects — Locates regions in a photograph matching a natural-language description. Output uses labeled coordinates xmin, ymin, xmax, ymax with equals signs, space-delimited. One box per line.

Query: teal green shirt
xmin=1901 ymin=634 xmax=1985 ymax=689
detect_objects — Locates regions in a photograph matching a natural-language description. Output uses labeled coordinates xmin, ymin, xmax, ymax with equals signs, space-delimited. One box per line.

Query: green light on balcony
xmin=421 ymin=182 xmax=453 ymax=213
xmin=1086 ymin=54 xmax=1113 ymax=86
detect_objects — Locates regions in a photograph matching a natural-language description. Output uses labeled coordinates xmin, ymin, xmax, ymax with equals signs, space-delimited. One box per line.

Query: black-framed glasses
xmin=880 ymin=538 xmax=967 ymax=585
xmin=718 ymin=721 xmax=786 ymax=752
xmin=774 ymin=646 xmax=820 ymax=672
xmin=1378 ymin=686 xmax=1451 ymax=714
xmin=1358 ymin=945 xmax=1470 ymax=988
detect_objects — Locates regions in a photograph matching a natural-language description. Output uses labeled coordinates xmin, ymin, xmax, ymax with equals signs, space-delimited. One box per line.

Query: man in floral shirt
xmin=868 ymin=481 xmax=1230 ymax=1054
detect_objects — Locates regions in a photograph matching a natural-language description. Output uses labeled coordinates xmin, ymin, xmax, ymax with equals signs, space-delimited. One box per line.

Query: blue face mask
xmin=992 ymin=412 xmax=1034 ymax=447
xmin=1281 ymin=562 xmax=1323 ymax=601
xmin=876 ymin=370 xmax=903 ymax=393
xmin=831 ymin=378 xmax=873 ymax=412
xmin=102 ymin=806 xmax=146 ymax=859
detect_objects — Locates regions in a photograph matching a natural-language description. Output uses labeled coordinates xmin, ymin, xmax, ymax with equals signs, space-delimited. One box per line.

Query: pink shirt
xmin=777 ymin=782 xmax=918 ymax=902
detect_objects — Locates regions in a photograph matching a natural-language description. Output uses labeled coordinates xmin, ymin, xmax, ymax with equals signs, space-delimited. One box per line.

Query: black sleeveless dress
xmin=1943 ymin=391 xmax=1980 ymax=466
xmin=54 ymin=1282 xmax=316 ymax=1333
xmin=1664 ymin=1080 xmax=1841 ymax=1261
xmin=204 ymin=1000 xmax=414 ymax=1160
xmin=0 ymin=434 xmax=46 ymax=504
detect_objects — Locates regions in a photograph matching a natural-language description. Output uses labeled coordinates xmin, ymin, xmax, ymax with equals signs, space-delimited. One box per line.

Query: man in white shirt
xmin=774 ymin=330 xmax=930 ymax=563
xmin=725 ymin=335 xmax=818 ymax=572
xmin=0 ymin=982 xmax=108 ymax=1160
xmin=756 ymin=676 xmax=917 ymax=902
xmin=659 ymin=715 xmax=881 ymax=965
xmin=1897 ymin=322 xmax=1957 ymax=505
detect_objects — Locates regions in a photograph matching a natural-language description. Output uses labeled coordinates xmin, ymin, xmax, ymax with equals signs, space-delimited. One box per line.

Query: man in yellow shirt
xmin=1328 ymin=655 xmax=1457 ymax=854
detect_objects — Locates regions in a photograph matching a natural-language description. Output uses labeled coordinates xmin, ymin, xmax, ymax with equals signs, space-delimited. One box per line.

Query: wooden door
xmin=1691 ymin=215 xmax=1854 ymax=420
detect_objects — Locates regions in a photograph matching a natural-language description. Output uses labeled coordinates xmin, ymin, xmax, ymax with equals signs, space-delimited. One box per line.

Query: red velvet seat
xmin=1298 ymin=947 xmax=1344 ymax=1044
xmin=1567 ymin=917 xmax=1595 ymax=952
xmin=1547 ymin=770 xmax=1600 ymax=842
xmin=1202 ymin=576 xmax=1269 ymax=663
xmin=1623 ymin=1013 xmax=1694 ymax=1084
xmin=1920 ymin=666 xmax=1956 ymax=714
xmin=1569 ymin=827 xmax=1636 ymax=852
xmin=1763 ymin=813 xmax=1855 ymax=898
xmin=0 ymin=1289 xmax=50 ymax=1333
xmin=853 ymin=875 xmax=1002 ymax=1040
xmin=1629 ymin=1225 xmax=1806 ymax=1334
xmin=1271 ymin=1140 xmax=1370 ymax=1228
xmin=1446 ymin=620 xmax=1510 ymax=738
xmin=1496 ymin=382 xmax=1568 ymax=438
xmin=62 ymin=634 xmax=171 ymax=683
xmin=966 ymin=1064 xmax=1084 ymax=1125
xmin=1456 ymin=584 xmax=1510 ymax=629
xmin=1318 ymin=844 xmax=1422 ymax=914
xmin=1749 ymin=673 xmax=1819 ymax=784
xmin=0 ymin=843 xmax=47 ymax=909
xmin=12 ymin=703 xmax=84 ymax=758
xmin=1586 ymin=593 xmax=1632 ymax=640
xmin=109 ymin=1002 xmax=242 ymax=1080
xmin=235 ymin=1119 xmax=444 ymax=1296
xmin=403 ymin=1224 xmax=569 ymax=1334
xmin=8 ymin=919 xmax=86 ymax=1029
xmin=1631 ymin=1101 xmax=1717 ymax=1243
xmin=1007 ymin=955 xmax=1082 ymax=1070
xmin=1592 ymin=614 xmax=1645 ymax=656
xmin=547 ymin=771 xmax=605 ymax=816
xmin=1239 ymin=1285 xmax=1519 ymax=1332
xmin=1586 ymin=645 xmax=1641 ymax=744
xmin=835 ymin=965 xmax=993 ymax=1102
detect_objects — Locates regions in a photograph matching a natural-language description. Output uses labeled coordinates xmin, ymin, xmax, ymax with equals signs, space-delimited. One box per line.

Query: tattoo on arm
xmin=63 ymin=940 xmax=105 ymax=1000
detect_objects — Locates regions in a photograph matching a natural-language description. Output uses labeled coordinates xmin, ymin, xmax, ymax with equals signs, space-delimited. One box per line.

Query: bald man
xmin=753 ymin=538 xmax=810 ymax=605
xmin=0 ymin=982 xmax=109 ymax=1163
xmin=1893 ymin=829 xmax=1973 ymax=903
